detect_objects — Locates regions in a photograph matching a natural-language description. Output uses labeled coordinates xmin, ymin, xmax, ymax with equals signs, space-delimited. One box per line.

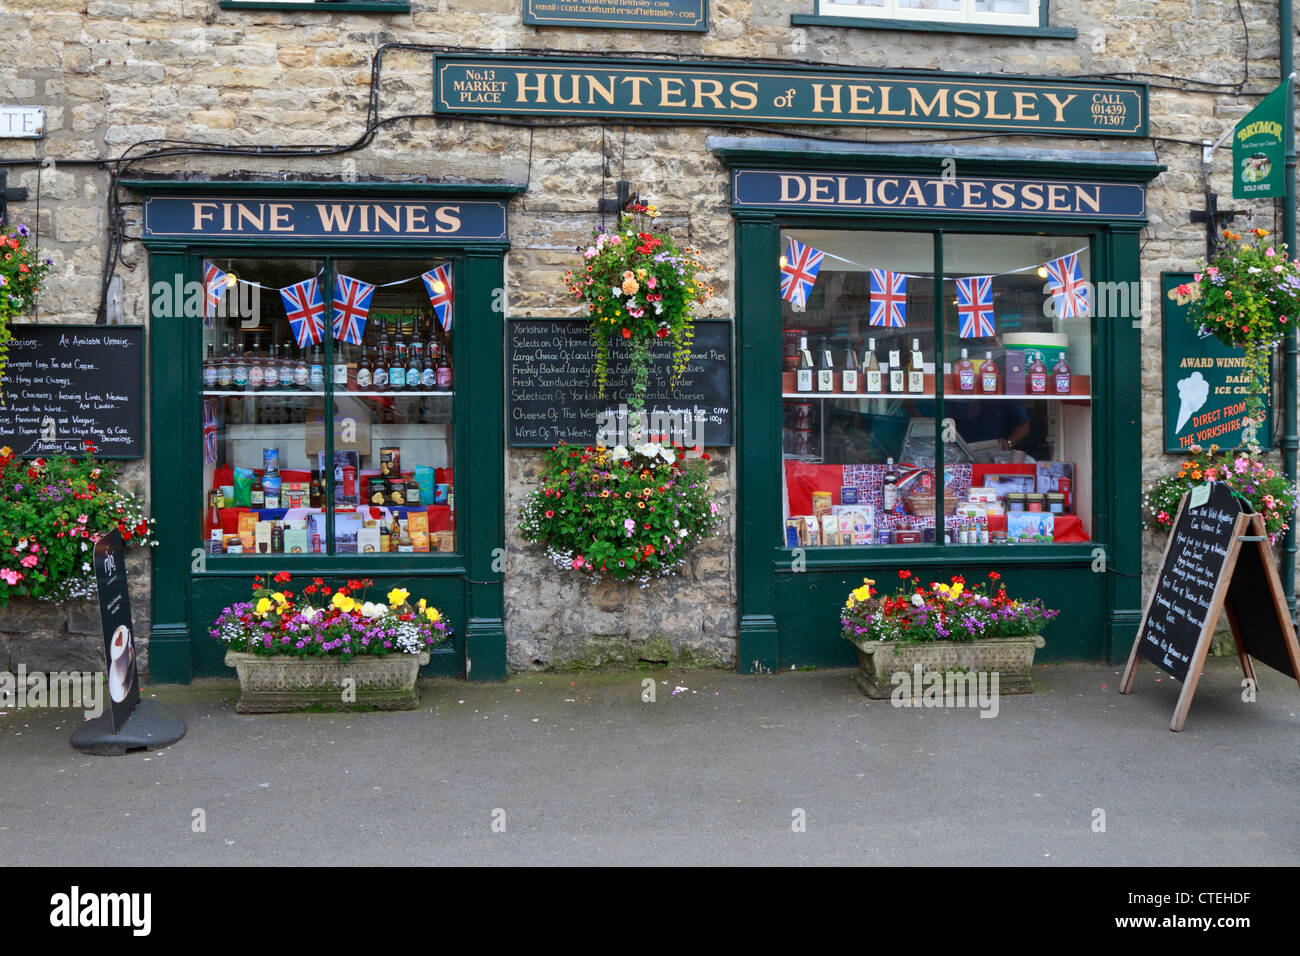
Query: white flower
xmin=81 ymin=562 xmax=90 ymax=572
xmin=658 ymin=447 xmax=675 ymax=464
xmin=361 ymin=601 xmax=387 ymax=619
xmin=611 ymin=445 xmax=629 ymax=461
xmin=910 ymin=593 xmax=925 ymax=607
xmin=301 ymin=606 xmax=318 ymax=622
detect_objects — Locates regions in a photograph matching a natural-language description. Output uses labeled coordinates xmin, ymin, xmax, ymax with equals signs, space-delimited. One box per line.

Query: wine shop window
xmin=780 ymin=229 xmax=1093 ymax=549
xmin=199 ymin=257 xmax=457 ymax=558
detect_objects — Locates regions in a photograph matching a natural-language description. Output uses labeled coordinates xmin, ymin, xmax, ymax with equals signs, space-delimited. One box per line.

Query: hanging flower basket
xmin=0 ymin=222 xmax=54 ymax=399
xmin=563 ymin=202 xmax=713 ymax=421
xmin=1185 ymin=228 xmax=1300 ymax=422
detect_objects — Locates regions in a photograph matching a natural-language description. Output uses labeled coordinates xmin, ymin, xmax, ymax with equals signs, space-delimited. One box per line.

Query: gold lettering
xmin=952 ymin=88 xmax=982 ymax=119
xmin=729 ymin=80 xmax=759 ymax=111
xmin=1047 ymin=185 xmax=1071 ymax=211
xmin=316 ymin=204 xmax=355 ymax=232
xmin=692 ymin=78 xmax=725 ymax=111
xmin=222 ymin=203 xmax=232 ymax=231
xmin=961 ymin=181 xmax=987 ymax=209
xmin=983 ymin=90 xmax=1012 ymax=121
xmin=193 ymin=202 xmax=218 ymax=231
xmin=836 ymin=176 xmax=863 ymax=205
xmin=406 ymin=205 xmax=430 ymax=233
xmin=621 ymin=75 xmax=651 ymax=106
xmin=236 ymin=203 xmax=263 ymax=232
xmin=435 ymin=205 xmax=462 ymax=233
xmin=809 ymin=176 xmax=835 ymax=203
xmin=928 ymin=180 xmax=949 ymax=207
xmin=359 ymin=205 xmax=370 ymax=233
xmin=810 ymin=83 xmax=842 ymax=114
xmin=588 ymin=75 xmax=616 ymax=106
xmin=909 ymin=87 xmax=949 ymax=118
xmin=1074 ymin=185 xmax=1101 ymax=214
xmin=877 ymin=85 xmax=907 ymax=116
xmin=516 ymin=71 xmax=546 ymax=104
xmin=659 ymin=77 xmax=687 ymax=109
xmin=1021 ymin=183 xmax=1044 ymax=210
xmin=848 ymin=85 xmax=874 ymax=115
xmin=1013 ymin=91 xmax=1038 ymax=122
xmin=901 ymin=180 xmax=926 ymax=205
xmin=779 ymin=175 xmax=808 ymax=203
xmin=552 ymin=74 xmax=582 ymax=105
xmin=877 ymin=179 xmax=899 ymax=204
xmin=373 ymin=204 xmax=402 ymax=232
xmin=991 ymin=182 xmax=1017 ymax=209
xmin=268 ymin=203 xmax=293 ymax=232
xmin=1042 ymin=92 xmax=1077 ymax=123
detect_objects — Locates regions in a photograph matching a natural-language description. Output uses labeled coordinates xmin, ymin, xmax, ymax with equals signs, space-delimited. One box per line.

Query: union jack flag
xmin=1045 ymin=253 xmax=1090 ymax=318
xmin=779 ymin=238 xmax=823 ymax=309
xmin=202 ymin=398 xmax=219 ymax=464
xmin=869 ymin=269 xmax=907 ymax=327
xmin=332 ymin=274 xmax=374 ymax=345
xmin=203 ymin=261 xmax=228 ymax=328
xmin=956 ymin=275 xmax=995 ymax=339
xmin=422 ymin=265 xmax=454 ymax=331
xmin=279 ymin=277 xmax=325 ymax=349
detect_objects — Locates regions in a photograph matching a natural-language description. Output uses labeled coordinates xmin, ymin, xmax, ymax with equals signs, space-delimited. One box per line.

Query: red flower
xmin=134 ymin=521 xmax=148 ymax=537
xmin=274 ymin=571 xmax=291 ymax=584
xmin=621 ymin=328 xmax=631 ymax=339
xmin=656 ymin=327 xmax=668 ymax=338
xmin=899 ymin=569 xmax=911 ymax=579
xmin=988 ymin=571 xmax=1001 ymax=581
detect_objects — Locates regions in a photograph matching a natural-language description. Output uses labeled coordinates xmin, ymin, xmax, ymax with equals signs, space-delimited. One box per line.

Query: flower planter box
xmin=848 ymin=635 xmax=1046 ymax=699
xmin=225 ymin=650 xmax=430 ymax=714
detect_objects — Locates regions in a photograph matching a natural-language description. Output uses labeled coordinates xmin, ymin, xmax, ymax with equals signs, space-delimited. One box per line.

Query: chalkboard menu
xmin=0 ymin=324 xmax=144 ymax=459
xmin=508 ymin=318 xmax=732 ymax=447
xmin=1134 ymin=482 xmax=1241 ymax=682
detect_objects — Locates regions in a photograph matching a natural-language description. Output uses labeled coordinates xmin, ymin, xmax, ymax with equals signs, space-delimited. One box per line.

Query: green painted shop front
xmin=715 ymin=141 xmax=1165 ymax=671
xmin=131 ymin=180 xmax=520 ymax=683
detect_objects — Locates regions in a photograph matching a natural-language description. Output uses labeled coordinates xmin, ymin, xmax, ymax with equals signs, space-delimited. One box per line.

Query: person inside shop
xmin=944 ymin=400 xmax=1029 ymax=451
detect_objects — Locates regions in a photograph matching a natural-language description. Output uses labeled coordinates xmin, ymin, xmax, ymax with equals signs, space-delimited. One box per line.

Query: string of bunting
xmin=201 ymin=261 xmax=454 ymax=348
xmin=778 ymin=237 xmax=1091 ymax=337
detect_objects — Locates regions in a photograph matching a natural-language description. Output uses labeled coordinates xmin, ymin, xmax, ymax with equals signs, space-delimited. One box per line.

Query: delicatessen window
xmin=200 ymin=256 xmax=457 ymax=557
xmin=780 ymin=228 xmax=1092 ymax=547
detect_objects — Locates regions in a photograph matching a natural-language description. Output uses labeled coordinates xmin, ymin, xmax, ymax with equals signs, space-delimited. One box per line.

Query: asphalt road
xmin=1 ymin=660 xmax=1296 ymax=866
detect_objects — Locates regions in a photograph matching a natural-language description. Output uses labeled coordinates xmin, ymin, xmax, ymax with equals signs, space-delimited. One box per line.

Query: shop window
xmin=201 ymin=256 xmax=455 ymax=558
xmin=780 ymin=228 xmax=1091 ymax=547
xmin=812 ymin=0 xmax=1039 ymax=27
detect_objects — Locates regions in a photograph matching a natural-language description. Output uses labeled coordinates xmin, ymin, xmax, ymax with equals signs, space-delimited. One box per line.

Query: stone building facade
xmin=0 ymin=0 xmax=1292 ymax=675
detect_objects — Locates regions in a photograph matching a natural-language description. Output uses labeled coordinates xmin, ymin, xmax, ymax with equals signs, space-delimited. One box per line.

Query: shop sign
xmin=434 ymin=55 xmax=1147 ymax=136
xmin=0 ymin=106 xmax=45 ymax=139
xmin=732 ymin=168 xmax=1146 ymax=219
xmin=1232 ymin=79 xmax=1290 ymax=199
xmin=522 ymin=0 xmax=707 ymax=32
xmin=1161 ymin=272 xmax=1270 ymax=452
xmin=142 ymin=196 xmax=509 ymax=241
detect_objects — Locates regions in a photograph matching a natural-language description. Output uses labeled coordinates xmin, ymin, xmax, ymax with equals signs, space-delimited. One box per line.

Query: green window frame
xmin=793 ymin=0 xmax=1077 ymax=38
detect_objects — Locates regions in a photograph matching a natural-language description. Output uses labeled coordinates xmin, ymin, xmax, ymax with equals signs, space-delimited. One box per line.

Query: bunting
xmin=202 ymin=261 xmax=228 ymax=329
xmin=780 ymin=237 xmax=824 ymax=309
xmin=280 ymin=277 xmax=325 ymax=349
xmin=422 ymin=265 xmax=455 ymax=330
xmin=956 ymin=275 xmax=995 ymax=338
xmin=869 ymin=269 xmax=907 ymax=327
xmin=332 ymin=274 xmax=374 ymax=345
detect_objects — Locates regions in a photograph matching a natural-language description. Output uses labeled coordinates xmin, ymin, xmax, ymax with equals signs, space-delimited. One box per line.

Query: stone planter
xmin=224 ymin=650 xmax=430 ymax=713
xmin=848 ymin=635 xmax=1046 ymax=699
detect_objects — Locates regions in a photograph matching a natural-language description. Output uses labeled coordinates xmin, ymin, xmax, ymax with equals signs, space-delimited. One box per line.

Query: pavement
xmin=1 ymin=659 xmax=1297 ymax=866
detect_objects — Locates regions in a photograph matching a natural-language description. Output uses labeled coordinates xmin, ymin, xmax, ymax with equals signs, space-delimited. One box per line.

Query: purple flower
xmin=16 ymin=225 xmax=28 ymax=237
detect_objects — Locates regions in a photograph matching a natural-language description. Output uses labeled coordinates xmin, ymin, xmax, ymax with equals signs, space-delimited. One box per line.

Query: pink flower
xmin=0 ymin=568 xmax=21 ymax=585
xmin=1267 ymin=469 xmax=1275 ymax=477
xmin=1207 ymin=266 xmax=1219 ymax=276
xmin=20 ymin=554 xmax=38 ymax=568
xmin=572 ymin=555 xmax=585 ymax=569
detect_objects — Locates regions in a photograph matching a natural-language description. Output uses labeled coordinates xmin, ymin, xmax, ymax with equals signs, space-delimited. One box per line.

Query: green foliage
xmin=519 ymin=440 xmax=721 ymax=582
xmin=0 ymin=443 xmax=154 ymax=604
xmin=0 ymin=222 xmax=53 ymax=399
xmin=562 ymin=203 xmax=711 ymax=413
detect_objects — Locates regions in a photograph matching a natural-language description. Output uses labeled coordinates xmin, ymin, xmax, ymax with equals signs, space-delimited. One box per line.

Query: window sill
xmin=790 ymin=13 xmax=1077 ymax=38
xmin=219 ymin=1 xmax=411 ymax=12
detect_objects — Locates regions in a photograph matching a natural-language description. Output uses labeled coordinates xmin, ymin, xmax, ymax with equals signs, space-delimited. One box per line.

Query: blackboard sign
xmin=0 ymin=324 xmax=144 ymax=459
xmin=93 ymin=529 xmax=140 ymax=732
xmin=1122 ymin=482 xmax=1300 ymax=730
xmin=1133 ymin=482 xmax=1241 ymax=682
xmin=1162 ymin=272 xmax=1270 ymax=452
xmin=508 ymin=318 xmax=732 ymax=447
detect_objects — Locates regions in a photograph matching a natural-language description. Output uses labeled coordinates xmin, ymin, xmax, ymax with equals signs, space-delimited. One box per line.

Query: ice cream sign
xmin=1162 ymin=272 xmax=1271 ymax=451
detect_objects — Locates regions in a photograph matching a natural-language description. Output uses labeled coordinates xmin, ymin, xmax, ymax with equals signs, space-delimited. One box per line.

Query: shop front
xmin=716 ymin=140 xmax=1164 ymax=670
xmin=131 ymin=181 xmax=520 ymax=682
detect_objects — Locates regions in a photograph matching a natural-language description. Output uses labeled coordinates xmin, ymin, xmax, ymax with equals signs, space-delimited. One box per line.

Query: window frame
xmin=793 ymin=0 xmax=1076 ymax=38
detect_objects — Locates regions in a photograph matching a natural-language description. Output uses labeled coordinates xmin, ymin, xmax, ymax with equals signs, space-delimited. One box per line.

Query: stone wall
xmin=1 ymin=0 xmax=1291 ymax=672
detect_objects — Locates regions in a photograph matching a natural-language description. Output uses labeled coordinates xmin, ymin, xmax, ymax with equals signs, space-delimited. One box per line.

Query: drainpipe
xmin=1282 ymin=0 xmax=1297 ymax=619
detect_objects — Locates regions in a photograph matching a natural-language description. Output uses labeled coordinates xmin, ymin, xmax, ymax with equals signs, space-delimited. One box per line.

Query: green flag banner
xmin=1233 ymin=79 xmax=1290 ymax=199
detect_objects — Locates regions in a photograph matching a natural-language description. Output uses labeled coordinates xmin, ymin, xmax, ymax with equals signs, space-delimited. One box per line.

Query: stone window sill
xmin=790 ymin=13 xmax=1077 ymax=38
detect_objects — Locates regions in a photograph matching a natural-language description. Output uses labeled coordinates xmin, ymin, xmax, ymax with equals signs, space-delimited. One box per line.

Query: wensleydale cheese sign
xmin=435 ymin=55 xmax=1147 ymax=136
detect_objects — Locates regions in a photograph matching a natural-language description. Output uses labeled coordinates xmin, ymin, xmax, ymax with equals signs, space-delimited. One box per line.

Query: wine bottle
xmin=1029 ymin=350 xmax=1047 ymax=394
xmin=863 ymin=337 xmax=882 ymax=394
xmin=1053 ymin=351 xmax=1072 ymax=394
xmin=840 ymin=340 xmax=859 ymax=393
xmin=882 ymin=457 xmax=899 ymax=514
xmin=888 ymin=339 xmax=904 ymax=393
xmin=796 ymin=335 xmax=814 ymax=393
xmin=816 ymin=337 xmax=835 ymax=393
xmin=907 ymin=337 xmax=924 ymax=394
xmin=203 ymin=344 xmax=217 ymax=389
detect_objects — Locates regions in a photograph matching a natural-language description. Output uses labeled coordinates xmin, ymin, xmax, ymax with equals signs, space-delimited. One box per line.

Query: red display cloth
xmin=987 ymin=514 xmax=1087 ymax=541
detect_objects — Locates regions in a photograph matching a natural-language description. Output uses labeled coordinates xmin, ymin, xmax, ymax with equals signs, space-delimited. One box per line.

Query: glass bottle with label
xmin=1029 ymin=350 xmax=1048 ymax=394
xmin=956 ymin=347 xmax=975 ymax=393
xmin=232 ymin=341 xmax=249 ymax=390
xmin=203 ymin=344 xmax=218 ymax=389
xmin=816 ymin=337 xmax=835 ymax=393
xmin=217 ymin=338 xmax=234 ymax=388
xmin=355 ymin=339 xmax=373 ymax=390
xmin=907 ymin=338 xmax=925 ymax=394
xmin=796 ymin=336 xmax=814 ymax=393
xmin=270 ymin=522 xmax=284 ymax=554
xmin=888 ymin=339 xmax=905 ymax=393
xmin=840 ymin=339 xmax=859 ymax=393
xmin=249 ymin=337 xmax=266 ymax=392
xmin=882 ymin=457 xmax=899 ymax=514
xmin=436 ymin=343 xmax=453 ymax=390
xmin=293 ymin=347 xmax=310 ymax=390
xmin=407 ymin=338 xmax=423 ymax=392
xmin=373 ymin=324 xmax=391 ymax=391
xmin=309 ymin=344 xmax=325 ymax=390
xmin=1053 ymin=351 xmax=1072 ymax=394
xmin=979 ymin=351 xmax=999 ymax=394
xmin=266 ymin=343 xmax=280 ymax=390
xmin=862 ymin=338 xmax=882 ymax=394
xmin=250 ymin=472 xmax=265 ymax=508
xmin=333 ymin=338 xmax=349 ymax=389
xmin=388 ymin=323 xmax=406 ymax=392
xmin=421 ymin=336 xmax=437 ymax=389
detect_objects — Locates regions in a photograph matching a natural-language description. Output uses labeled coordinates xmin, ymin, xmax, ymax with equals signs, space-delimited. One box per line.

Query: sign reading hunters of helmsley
xmin=434 ymin=54 xmax=1147 ymax=136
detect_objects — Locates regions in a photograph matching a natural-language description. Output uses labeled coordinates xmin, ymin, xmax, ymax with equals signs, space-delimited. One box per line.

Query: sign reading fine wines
xmin=435 ymin=55 xmax=1147 ymax=136
xmin=523 ymin=0 xmax=707 ymax=31
xmin=142 ymin=196 xmax=509 ymax=241
xmin=732 ymin=169 xmax=1147 ymax=219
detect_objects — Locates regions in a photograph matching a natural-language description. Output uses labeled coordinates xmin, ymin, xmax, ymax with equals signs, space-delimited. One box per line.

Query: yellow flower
xmin=387 ymin=587 xmax=410 ymax=608
xmin=255 ymin=597 xmax=274 ymax=618
xmin=950 ymin=583 xmax=964 ymax=599
xmin=425 ymin=607 xmax=441 ymax=623
xmin=332 ymin=592 xmax=356 ymax=614
xmin=621 ymin=278 xmax=639 ymax=295
xmin=852 ymin=585 xmax=870 ymax=602
xmin=418 ymin=598 xmax=427 ymax=612
xmin=635 ymin=268 xmax=647 ymax=280
xmin=0 ymin=446 xmax=10 ymax=458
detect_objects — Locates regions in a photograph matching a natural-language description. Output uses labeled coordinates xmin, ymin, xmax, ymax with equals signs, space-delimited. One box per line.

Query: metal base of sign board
xmin=69 ymin=699 xmax=186 ymax=756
